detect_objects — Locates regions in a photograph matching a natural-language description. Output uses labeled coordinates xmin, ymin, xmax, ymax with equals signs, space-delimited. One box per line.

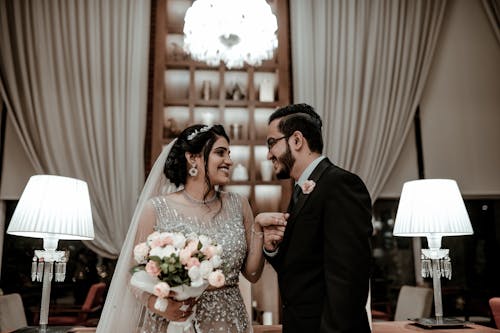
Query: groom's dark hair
xmin=269 ymin=103 xmax=323 ymax=154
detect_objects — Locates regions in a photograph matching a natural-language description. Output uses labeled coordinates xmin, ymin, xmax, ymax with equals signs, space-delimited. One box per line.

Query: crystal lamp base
xmin=411 ymin=317 xmax=468 ymax=329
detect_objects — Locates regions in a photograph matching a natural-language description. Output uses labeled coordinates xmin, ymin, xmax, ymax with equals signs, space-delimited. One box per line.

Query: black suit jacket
xmin=265 ymin=158 xmax=373 ymax=333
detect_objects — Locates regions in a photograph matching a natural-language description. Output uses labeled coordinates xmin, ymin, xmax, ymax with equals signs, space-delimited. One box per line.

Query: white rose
xmin=164 ymin=245 xmax=177 ymax=257
xmin=133 ymin=243 xmax=149 ymax=264
xmin=198 ymin=235 xmax=211 ymax=248
xmin=159 ymin=231 xmax=173 ymax=239
xmin=188 ymin=266 xmax=200 ymax=280
xmin=172 ymin=233 xmax=186 ymax=249
xmin=210 ymin=255 xmax=222 ymax=268
xmin=149 ymin=246 xmax=162 ymax=258
xmin=150 ymin=245 xmax=177 ymax=258
xmin=146 ymin=231 xmax=161 ymax=246
xmin=186 ymin=233 xmax=199 ymax=243
xmin=199 ymin=260 xmax=213 ymax=279
xmin=215 ymin=244 xmax=223 ymax=256
xmin=153 ymin=282 xmax=170 ymax=298
xmin=188 ymin=266 xmax=203 ymax=287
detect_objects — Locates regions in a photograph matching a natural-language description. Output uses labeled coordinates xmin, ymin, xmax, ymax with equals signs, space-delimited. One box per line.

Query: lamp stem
xmin=431 ymin=258 xmax=444 ymax=324
xmin=39 ymin=261 xmax=53 ymax=332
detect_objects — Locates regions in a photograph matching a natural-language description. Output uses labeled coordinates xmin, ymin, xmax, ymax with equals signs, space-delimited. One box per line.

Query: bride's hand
xmin=147 ymin=294 xmax=197 ymax=322
xmin=255 ymin=212 xmax=288 ymax=228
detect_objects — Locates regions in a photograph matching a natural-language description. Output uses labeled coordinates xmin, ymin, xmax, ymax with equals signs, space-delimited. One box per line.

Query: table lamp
xmin=7 ymin=175 xmax=94 ymax=333
xmin=393 ymin=179 xmax=473 ymax=328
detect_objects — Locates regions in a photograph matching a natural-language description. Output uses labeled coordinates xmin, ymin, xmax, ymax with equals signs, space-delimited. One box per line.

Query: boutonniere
xmin=301 ymin=180 xmax=316 ymax=194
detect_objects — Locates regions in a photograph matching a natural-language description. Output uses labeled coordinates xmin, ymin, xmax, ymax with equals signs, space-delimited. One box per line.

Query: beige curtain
xmin=0 ymin=0 xmax=151 ymax=258
xmin=290 ymin=0 xmax=447 ymax=201
xmin=482 ymin=0 xmax=500 ymax=44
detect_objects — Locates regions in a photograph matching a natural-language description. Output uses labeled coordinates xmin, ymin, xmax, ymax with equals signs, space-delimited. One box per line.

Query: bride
xmin=97 ymin=124 xmax=287 ymax=333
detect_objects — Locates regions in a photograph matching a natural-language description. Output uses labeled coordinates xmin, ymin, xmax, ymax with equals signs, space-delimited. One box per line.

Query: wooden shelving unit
xmin=146 ymin=1 xmax=291 ymax=323
xmin=147 ymin=0 xmax=292 ymax=216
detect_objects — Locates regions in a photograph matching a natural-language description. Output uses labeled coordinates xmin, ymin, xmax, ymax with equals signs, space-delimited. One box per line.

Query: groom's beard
xmin=275 ymin=144 xmax=295 ymax=180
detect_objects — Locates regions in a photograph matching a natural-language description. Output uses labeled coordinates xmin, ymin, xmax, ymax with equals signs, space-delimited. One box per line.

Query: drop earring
xmin=189 ymin=162 xmax=198 ymax=177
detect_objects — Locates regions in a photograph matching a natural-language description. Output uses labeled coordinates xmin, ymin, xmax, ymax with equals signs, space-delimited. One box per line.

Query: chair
xmin=34 ymin=282 xmax=106 ymax=326
xmin=489 ymin=297 xmax=500 ymax=328
xmin=394 ymin=285 xmax=433 ymax=321
xmin=372 ymin=285 xmax=433 ymax=321
xmin=0 ymin=293 xmax=28 ymax=331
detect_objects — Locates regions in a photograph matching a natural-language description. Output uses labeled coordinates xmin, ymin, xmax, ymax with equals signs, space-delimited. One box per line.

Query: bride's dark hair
xmin=164 ymin=124 xmax=230 ymax=192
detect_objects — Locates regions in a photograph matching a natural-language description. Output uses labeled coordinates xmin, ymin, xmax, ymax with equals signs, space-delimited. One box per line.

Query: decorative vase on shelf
xmin=230 ymin=123 xmax=243 ymax=140
xmin=232 ymin=164 xmax=248 ymax=181
xmin=202 ymin=80 xmax=211 ymax=101
xmin=259 ymin=78 xmax=274 ymax=102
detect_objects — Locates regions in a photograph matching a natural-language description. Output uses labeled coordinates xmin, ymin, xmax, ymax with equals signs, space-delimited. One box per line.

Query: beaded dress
xmin=139 ymin=191 xmax=252 ymax=333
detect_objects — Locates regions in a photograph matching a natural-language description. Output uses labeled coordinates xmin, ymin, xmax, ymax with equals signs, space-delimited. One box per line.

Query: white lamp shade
xmin=7 ymin=175 xmax=94 ymax=240
xmin=393 ymin=179 xmax=473 ymax=237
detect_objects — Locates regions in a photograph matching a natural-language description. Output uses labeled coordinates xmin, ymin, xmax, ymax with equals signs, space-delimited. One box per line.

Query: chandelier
xmin=183 ymin=0 xmax=278 ymax=69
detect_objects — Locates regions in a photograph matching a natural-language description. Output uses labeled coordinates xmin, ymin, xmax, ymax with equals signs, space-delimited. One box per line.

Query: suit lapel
xmin=289 ymin=158 xmax=331 ymax=219
xmin=278 ymin=158 xmax=332 ymax=258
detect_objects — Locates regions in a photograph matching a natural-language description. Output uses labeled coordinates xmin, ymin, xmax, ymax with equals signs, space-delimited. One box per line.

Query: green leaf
xmin=149 ymin=256 xmax=161 ymax=263
xmin=130 ymin=266 xmax=145 ymax=274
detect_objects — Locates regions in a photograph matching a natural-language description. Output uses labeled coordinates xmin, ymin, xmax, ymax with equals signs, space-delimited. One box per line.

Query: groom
xmin=263 ymin=104 xmax=373 ymax=333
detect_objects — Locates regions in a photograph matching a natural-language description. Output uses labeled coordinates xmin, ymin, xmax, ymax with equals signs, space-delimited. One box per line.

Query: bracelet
xmin=252 ymin=223 xmax=264 ymax=237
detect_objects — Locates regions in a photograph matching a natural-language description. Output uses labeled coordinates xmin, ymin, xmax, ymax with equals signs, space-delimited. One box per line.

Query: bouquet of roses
xmin=131 ymin=231 xmax=225 ymax=332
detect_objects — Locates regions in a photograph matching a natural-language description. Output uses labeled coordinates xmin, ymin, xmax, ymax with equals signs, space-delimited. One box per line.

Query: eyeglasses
xmin=266 ymin=136 xmax=287 ymax=150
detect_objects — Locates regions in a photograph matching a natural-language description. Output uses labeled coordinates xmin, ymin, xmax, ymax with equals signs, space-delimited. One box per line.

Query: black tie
xmin=288 ymin=184 xmax=301 ymax=212
xmin=293 ymin=184 xmax=301 ymax=204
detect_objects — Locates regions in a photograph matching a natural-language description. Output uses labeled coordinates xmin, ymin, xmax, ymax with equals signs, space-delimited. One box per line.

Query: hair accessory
xmin=187 ymin=125 xmax=212 ymax=141
xmin=188 ymin=162 xmax=198 ymax=177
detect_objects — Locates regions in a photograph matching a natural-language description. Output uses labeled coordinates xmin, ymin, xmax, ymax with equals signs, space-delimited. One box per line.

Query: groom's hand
xmin=263 ymin=224 xmax=286 ymax=252
xmin=255 ymin=212 xmax=288 ymax=252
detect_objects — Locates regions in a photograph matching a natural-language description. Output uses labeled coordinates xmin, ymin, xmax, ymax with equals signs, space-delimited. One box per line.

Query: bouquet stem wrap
xmin=131 ymin=270 xmax=208 ymax=333
xmin=131 ymin=271 xmax=168 ymax=310
xmin=167 ymin=284 xmax=208 ymax=333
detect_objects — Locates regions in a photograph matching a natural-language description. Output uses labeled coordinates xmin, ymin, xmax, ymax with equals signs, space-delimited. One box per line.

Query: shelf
xmin=166 ymin=23 xmax=183 ymax=34
xmin=164 ymin=99 xmax=190 ymax=106
xmin=148 ymin=0 xmax=292 ymax=325
xmin=255 ymin=101 xmax=281 ymax=108
xmin=192 ymin=100 xmax=220 ymax=107
xmin=224 ymin=100 xmax=250 ymax=107
xmin=149 ymin=0 xmax=291 ymax=215
xmin=164 ymin=60 xmax=191 ymax=69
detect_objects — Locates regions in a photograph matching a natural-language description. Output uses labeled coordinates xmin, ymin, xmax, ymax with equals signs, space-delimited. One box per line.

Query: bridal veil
xmin=97 ymin=141 xmax=178 ymax=333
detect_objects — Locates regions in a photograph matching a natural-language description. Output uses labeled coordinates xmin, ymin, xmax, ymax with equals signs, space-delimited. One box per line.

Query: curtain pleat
xmin=482 ymin=0 xmax=500 ymax=44
xmin=0 ymin=0 xmax=151 ymax=258
xmin=290 ymin=0 xmax=447 ymax=201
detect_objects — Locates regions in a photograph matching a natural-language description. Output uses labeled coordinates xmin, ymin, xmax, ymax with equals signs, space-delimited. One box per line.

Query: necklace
xmin=182 ymin=189 xmax=218 ymax=204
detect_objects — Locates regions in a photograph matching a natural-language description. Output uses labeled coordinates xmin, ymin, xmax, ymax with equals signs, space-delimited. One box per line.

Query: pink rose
xmin=179 ymin=248 xmax=192 ymax=265
xmin=202 ymin=245 xmax=217 ymax=259
xmin=301 ymin=180 xmax=316 ymax=194
xmin=186 ymin=257 xmax=200 ymax=269
xmin=186 ymin=239 xmax=199 ymax=253
xmin=208 ymin=270 xmax=225 ymax=288
xmin=151 ymin=236 xmax=173 ymax=248
xmin=153 ymin=281 xmax=170 ymax=298
xmin=145 ymin=260 xmax=161 ymax=277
